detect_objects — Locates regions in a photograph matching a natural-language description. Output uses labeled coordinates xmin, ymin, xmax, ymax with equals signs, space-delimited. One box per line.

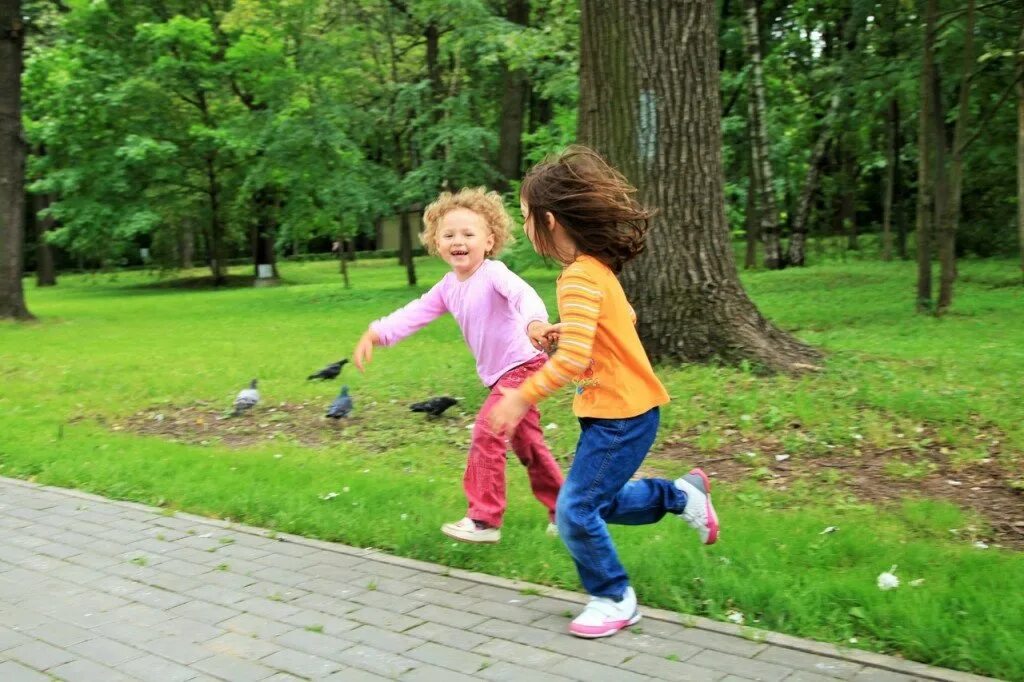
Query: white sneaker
xmin=545 ymin=522 xmax=559 ymax=538
xmin=674 ymin=467 xmax=720 ymax=545
xmin=569 ymin=587 xmax=641 ymax=638
xmin=440 ymin=518 xmax=500 ymax=544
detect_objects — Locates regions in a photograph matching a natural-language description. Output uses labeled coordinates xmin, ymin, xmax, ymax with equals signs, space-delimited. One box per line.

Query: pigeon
xmin=308 ymin=359 xmax=349 ymax=381
xmin=326 ymin=385 xmax=353 ymax=419
xmin=410 ymin=396 xmax=458 ymax=418
xmin=232 ymin=379 xmax=260 ymax=416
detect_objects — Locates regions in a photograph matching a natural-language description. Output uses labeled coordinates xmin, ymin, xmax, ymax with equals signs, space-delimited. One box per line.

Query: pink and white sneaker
xmin=569 ymin=587 xmax=641 ymax=638
xmin=674 ymin=467 xmax=720 ymax=545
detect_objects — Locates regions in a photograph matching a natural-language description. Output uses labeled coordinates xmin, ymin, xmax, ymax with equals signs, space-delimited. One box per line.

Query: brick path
xmin=0 ymin=477 xmax=997 ymax=682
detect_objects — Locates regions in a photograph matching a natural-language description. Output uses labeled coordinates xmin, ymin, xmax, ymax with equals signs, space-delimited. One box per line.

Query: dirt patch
xmin=647 ymin=430 xmax=1024 ymax=550
xmin=117 ymin=401 xmax=474 ymax=452
xmin=115 ymin=404 xmax=1023 ymax=549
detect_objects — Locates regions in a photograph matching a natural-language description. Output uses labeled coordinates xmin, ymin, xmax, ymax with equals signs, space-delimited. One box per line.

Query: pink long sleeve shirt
xmin=369 ymin=259 xmax=549 ymax=387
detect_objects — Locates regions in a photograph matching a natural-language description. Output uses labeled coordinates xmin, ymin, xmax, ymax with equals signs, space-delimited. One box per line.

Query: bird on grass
xmin=308 ymin=359 xmax=349 ymax=381
xmin=410 ymin=396 xmax=458 ymax=418
xmin=233 ymin=379 xmax=260 ymax=416
xmin=326 ymin=385 xmax=353 ymax=419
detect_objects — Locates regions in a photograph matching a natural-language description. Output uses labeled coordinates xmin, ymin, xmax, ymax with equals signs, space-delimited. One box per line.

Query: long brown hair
xmin=520 ymin=146 xmax=653 ymax=273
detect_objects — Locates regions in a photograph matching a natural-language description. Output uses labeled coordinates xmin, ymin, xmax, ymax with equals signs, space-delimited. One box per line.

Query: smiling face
xmin=436 ymin=208 xmax=495 ymax=279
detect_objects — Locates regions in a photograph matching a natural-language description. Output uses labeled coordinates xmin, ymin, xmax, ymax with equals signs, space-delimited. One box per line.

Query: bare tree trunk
xmin=32 ymin=193 xmax=57 ymax=286
xmin=882 ymin=98 xmax=898 ymax=261
xmin=0 ymin=0 xmax=33 ymax=319
xmin=1018 ymin=23 xmax=1024 ymax=283
xmin=788 ymin=94 xmax=838 ymax=267
xmin=916 ymin=0 xmax=940 ymax=312
xmin=578 ymin=1 xmax=820 ymax=371
xmin=339 ymin=237 xmax=350 ymax=289
xmin=936 ymin=0 xmax=975 ymax=314
xmin=496 ymin=0 xmax=530 ymax=191
xmin=744 ymin=164 xmax=758 ymax=269
xmin=399 ymin=211 xmax=416 ymax=286
xmin=841 ymin=143 xmax=858 ymax=250
xmin=741 ymin=0 xmax=782 ymax=269
xmin=177 ymin=220 xmax=194 ymax=269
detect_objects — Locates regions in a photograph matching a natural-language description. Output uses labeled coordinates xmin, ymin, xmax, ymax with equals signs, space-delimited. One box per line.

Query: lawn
xmin=1 ymin=255 xmax=1022 ymax=679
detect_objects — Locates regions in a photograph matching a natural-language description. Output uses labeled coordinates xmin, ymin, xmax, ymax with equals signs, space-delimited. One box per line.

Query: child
xmin=353 ymin=187 xmax=564 ymax=544
xmin=490 ymin=147 xmax=720 ymax=638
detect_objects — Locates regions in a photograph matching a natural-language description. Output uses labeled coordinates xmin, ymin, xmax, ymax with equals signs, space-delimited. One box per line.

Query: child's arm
xmin=491 ymin=263 xmax=557 ymax=351
xmin=352 ymin=281 xmax=448 ymax=371
xmin=489 ymin=267 xmax=600 ymax=435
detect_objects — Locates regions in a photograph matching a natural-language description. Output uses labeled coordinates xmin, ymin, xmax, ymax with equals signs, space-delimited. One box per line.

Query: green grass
xmin=1 ymin=256 xmax=1023 ymax=679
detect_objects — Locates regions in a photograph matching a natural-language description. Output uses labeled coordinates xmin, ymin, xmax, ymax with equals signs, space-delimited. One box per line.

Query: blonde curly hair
xmin=420 ymin=187 xmax=515 ymax=257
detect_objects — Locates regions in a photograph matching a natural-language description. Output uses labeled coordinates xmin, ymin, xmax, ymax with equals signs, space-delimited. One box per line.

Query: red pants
xmin=464 ymin=356 xmax=564 ymax=527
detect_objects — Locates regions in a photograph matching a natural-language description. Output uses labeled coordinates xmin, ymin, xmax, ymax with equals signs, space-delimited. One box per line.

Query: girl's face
xmin=436 ymin=208 xmax=495 ymax=280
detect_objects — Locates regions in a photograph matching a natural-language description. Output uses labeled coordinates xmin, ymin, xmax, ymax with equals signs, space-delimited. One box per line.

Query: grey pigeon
xmin=308 ymin=359 xmax=349 ymax=381
xmin=233 ymin=379 xmax=260 ymax=416
xmin=326 ymin=385 xmax=353 ymax=419
xmin=410 ymin=396 xmax=458 ymax=417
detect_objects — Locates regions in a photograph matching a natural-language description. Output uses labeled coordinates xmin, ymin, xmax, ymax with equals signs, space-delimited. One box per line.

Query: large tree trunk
xmin=399 ymin=210 xmax=416 ymax=286
xmin=177 ymin=220 xmax=194 ymax=269
xmin=578 ymin=1 xmax=820 ymax=371
xmin=936 ymin=0 xmax=975 ymax=314
xmin=496 ymin=0 xmax=530 ymax=191
xmin=32 ymin=193 xmax=57 ymax=286
xmin=0 ymin=0 xmax=33 ymax=319
xmin=1018 ymin=23 xmax=1024 ymax=283
xmin=741 ymin=0 xmax=783 ymax=269
xmin=916 ymin=0 xmax=940 ymax=312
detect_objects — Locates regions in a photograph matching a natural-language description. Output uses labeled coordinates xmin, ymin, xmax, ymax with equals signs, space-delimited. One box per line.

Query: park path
xmin=0 ymin=477 xmax=997 ymax=682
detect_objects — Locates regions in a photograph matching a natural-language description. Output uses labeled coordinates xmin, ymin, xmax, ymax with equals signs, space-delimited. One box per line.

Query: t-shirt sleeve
xmin=518 ymin=266 xmax=601 ymax=403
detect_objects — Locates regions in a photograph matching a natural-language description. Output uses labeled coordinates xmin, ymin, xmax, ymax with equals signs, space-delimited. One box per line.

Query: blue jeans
xmin=555 ymin=407 xmax=687 ymax=599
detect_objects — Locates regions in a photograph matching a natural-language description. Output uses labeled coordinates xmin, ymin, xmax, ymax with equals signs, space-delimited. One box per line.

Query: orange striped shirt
xmin=519 ymin=255 xmax=669 ymax=418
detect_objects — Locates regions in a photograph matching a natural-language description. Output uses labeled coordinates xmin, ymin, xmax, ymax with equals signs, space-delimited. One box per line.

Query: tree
xmin=578 ymin=0 xmax=820 ymax=371
xmin=1019 ymin=22 xmax=1024 ymax=282
xmin=495 ymin=0 xmax=530 ymax=190
xmin=0 ymin=0 xmax=33 ymax=320
xmin=741 ymin=0 xmax=783 ymax=269
xmin=916 ymin=0 xmax=940 ymax=313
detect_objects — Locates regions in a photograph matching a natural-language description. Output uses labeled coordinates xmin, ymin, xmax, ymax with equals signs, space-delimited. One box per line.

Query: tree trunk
xmin=882 ymin=98 xmax=899 ymax=261
xmin=339 ymin=237 xmax=350 ymax=289
xmin=177 ymin=220 xmax=194 ymax=269
xmin=744 ymin=165 xmax=758 ymax=269
xmin=741 ymin=0 xmax=782 ymax=269
xmin=841 ymin=143 xmax=858 ymax=250
xmin=496 ymin=0 xmax=530 ymax=191
xmin=399 ymin=210 xmax=416 ymax=286
xmin=936 ymin=0 xmax=974 ymax=314
xmin=578 ymin=0 xmax=820 ymax=372
xmin=252 ymin=189 xmax=279 ymax=285
xmin=32 ymin=193 xmax=57 ymax=286
xmin=787 ymin=94 xmax=838 ymax=267
xmin=916 ymin=0 xmax=940 ymax=312
xmin=1018 ymin=23 xmax=1024 ymax=283
xmin=205 ymin=154 xmax=227 ymax=285
xmin=0 ymin=0 xmax=33 ymax=319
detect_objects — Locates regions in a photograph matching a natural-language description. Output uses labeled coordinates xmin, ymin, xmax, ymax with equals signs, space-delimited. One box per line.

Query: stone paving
xmin=0 ymin=477 xmax=998 ymax=682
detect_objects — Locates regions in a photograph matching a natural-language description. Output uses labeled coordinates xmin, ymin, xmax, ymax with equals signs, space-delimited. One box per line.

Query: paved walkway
xmin=0 ymin=478 xmax=996 ymax=682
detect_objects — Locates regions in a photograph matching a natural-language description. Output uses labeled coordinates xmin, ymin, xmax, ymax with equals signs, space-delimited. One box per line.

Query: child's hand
xmin=527 ymin=321 xmax=564 ymax=353
xmin=353 ymin=329 xmax=380 ymax=372
xmin=489 ymin=387 xmax=531 ymax=438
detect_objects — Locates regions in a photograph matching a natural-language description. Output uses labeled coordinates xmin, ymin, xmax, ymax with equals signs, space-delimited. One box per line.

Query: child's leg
xmin=462 ymin=388 xmax=511 ymax=528
xmin=557 ymin=407 xmax=678 ymax=598
xmin=510 ymin=403 xmax=563 ymax=523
